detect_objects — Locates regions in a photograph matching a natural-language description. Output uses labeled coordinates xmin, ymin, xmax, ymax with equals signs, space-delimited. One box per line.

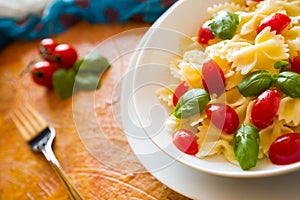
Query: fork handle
xmin=42 ymin=145 xmax=84 ymax=200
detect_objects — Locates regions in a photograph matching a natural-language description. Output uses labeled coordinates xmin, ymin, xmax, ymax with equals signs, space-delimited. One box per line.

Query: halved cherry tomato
xmin=269 ymin=133 xmax=300 ymax=165
xmin=38 ymin=38 xmax=58 ymax=61
xmin=202 ymin=59 xmax=225 ymax=96
xmin=173 ymin=129 xmax=198 ymax=155
xmin=291 ymin=55 xmax=300 ymax=74
xmin=31 ymin=61 xmax=57 ymax=88
xmin=53 ymin=44 xmax=78 ymax=69
xmin=251 ymin=89 xmax=281 ymax=129
xmin=257 ymin=13 xmax=291 ymax=34
xmin=198 ymin=20 xmax=214 ymax=45
xmin=172 ymin=81 xmax=189 ymax=106
xmin=205 ymin=103 xmax=240 ymax=135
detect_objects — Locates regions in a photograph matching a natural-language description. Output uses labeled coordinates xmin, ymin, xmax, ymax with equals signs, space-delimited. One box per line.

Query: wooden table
xmin=0 ymin=21 xmax=190 ymax=200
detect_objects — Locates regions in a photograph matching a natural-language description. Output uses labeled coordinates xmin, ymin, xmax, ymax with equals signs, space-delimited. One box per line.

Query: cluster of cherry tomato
xmin=31 ymin=38 xmax=78 ymax=88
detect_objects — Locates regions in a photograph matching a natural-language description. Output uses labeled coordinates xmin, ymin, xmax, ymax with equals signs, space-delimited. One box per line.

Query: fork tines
xmin=11 ymin=104 xmax=48 ymax=141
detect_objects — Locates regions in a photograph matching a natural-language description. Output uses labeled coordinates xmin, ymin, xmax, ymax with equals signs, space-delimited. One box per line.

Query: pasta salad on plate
xmin=156 ymin=0 xmax=300 ymax=170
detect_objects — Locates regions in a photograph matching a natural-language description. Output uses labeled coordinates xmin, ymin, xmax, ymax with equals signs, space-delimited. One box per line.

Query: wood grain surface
xmin=0 ymin=21 xmax=190 ymax=200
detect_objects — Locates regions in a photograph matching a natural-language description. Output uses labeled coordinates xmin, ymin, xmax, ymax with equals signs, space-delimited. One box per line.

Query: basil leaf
xmin=53 ymin=69 xmax=76 ymax=100
xmin=233 ymin=124 xmax=260 ymax=170
xmin=209 ymin=11 xmax=239 ymax=40
xmin=74 ymin=54 xmax=110 ymax=75
xmin=238 ymin=70 xmax=274 ymax=97
xmin=277 ymin=71 xmax=300 ymax=98
xmin=75 ymin=72 xmax=100 ymax=91
xmin=173 ymin=88 xmax=210 ymax=118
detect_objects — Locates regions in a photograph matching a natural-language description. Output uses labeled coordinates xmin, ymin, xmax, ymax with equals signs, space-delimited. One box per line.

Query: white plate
xmin=122 ymin=0 xmax=300 ymax=178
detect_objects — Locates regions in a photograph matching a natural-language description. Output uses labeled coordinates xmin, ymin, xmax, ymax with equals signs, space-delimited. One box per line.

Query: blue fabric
xmin=0 ymin=0 xmax=176 ymax=49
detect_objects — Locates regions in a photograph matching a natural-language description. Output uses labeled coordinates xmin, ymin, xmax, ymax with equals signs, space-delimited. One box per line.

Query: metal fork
xmin=11 ymin=104 xmax=84 ymax=200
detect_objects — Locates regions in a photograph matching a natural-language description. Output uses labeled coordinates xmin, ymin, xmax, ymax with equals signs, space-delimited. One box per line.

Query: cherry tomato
xmin=31 ymin=61 xmax=57 ymax=88
xmin=257 ymin=13 xmax=291 ymax=34
xmin=205 ymin=103 xmax=239 ymax=135
xmin=173 ymin=129 xmax=198 ymax=155
xmin=53 ymin=44 xmax=78 ymax=69
xmin=38 ymin=38 xmax=58 ymax=61
xmin=291 ymin=55 xmax=300 ymax=74
xmin=172 ymin=81 xmax=189 ymax=106
xmin=251 ymin=89 xmax=281 ymax=129
xmin=198 ymin=20 xmax=214 ymax=45
xmin=202 ymin=59 xmax=225 ymax=96
xmin=269 ymin=133 xmax=300 ymax=165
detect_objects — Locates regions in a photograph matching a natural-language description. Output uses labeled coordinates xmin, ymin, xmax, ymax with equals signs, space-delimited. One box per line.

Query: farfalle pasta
xmin=157 ymin=0 xmax=300 ymax=170
xmin=278 ymin=97 xmax=300 ymax=126
xmin=228 ymin=27 xmax=289 ymax=74
xmin=283 ymin=26 xmax=300 ymax=58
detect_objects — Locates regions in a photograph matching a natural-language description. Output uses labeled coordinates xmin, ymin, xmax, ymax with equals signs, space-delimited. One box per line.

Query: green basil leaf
xmin=277 ymin=71 xmax=300 ymax=98
xmin=53 ymin=69 xmax=76 ymax=100
xmin=74 ymin=54 xmax=110 ymax=75
xmin=233 ymin=124 xmax=260 ymax=170
xmin=75 ymin=72 xmax=100 ymax=91
xmin=209 ymin=11 xmax=239 ymax=40
xmin=173 ymin=88 xmax=210 ymax=118
xmin=238 ymin=70 xmax=274 ymax=97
